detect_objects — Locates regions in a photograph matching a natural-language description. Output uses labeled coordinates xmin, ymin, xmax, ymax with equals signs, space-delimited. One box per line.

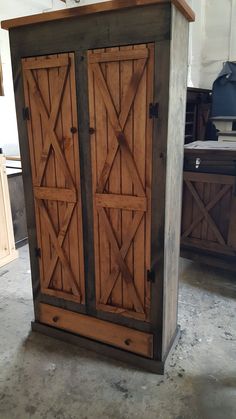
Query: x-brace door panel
xmin=181 ymin=172 xmax=236 ymax=257
xmin=22 ymin=53 xmax=85 ymax=304
xmin=88 ymin=44 xmax=154 ymax=322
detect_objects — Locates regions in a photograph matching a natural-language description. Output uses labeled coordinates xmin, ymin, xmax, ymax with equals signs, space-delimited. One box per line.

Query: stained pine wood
xmin=22 ymin=56 xmax=69 ymax=70
xmin=39 ymin=303 xmax=154 ymax=358
xmin=88 ymin=44 xmax=154 ymax=322
xmin=95 ymin=194 xmax=147 ymax=212
xmin=7 ymin=0 xmax=192 ymax=372
xmin=22 ymin=53 xmax=85 ymax=304
xmin=1 ymin=0 xmax=195 ymax=30
xmin=0 ymin=155 xmax=18 ymax=267
xmin=89 ymin=49 xmax=149 ymax=63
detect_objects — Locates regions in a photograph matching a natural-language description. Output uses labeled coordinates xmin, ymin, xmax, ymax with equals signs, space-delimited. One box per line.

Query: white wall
xmin=0 ymin=0 xmax=109 ymax=155
xmin=0 ymin=1 xmax=65 ymax=155
xmin=189 ymin=0 xmax=236 ymax=89
xmin=187 ymin=0 xmax=206 ymax=87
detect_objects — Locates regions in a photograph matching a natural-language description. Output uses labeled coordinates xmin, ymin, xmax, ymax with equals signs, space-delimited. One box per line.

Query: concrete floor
xmin=0 ymin=245 xmax=235 ymax=419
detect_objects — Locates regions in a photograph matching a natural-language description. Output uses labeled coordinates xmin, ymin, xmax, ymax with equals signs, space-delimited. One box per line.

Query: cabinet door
xmin=22 ymin=53 xmax=85 ymax=304
xmin=88 ymin=44 xmax=154 ymax=322
xmin=182 ymin=172 xmax=236 ymax=257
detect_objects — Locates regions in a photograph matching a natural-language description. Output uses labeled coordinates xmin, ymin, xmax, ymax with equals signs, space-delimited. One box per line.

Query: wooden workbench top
xmin=184 ymin=141 xmax=236 ymax=158
xmin=185 ymin=141 xmax=236 ymax=151
xmin=1 ymin=0 xmax=195 ymax=30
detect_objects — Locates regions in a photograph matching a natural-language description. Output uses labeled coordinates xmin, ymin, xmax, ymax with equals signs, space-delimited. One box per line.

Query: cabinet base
xmin=31 ymin=321 xmax=180 ymax=374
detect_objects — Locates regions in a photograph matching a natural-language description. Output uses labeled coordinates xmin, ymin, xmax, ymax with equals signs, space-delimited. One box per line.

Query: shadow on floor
xmin=180 ymin=258 xmax=236 ymax=300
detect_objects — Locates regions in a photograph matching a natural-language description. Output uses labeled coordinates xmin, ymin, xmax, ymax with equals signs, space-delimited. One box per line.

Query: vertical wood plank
xmin=220 ymin=186 xmax=231 ymax=242
xmin=48 ymin=54 xmax=62 ymax=291
xmin=28 ymin=58 xmax=50 ymax=287
xmin=192 ymin=182 xmax=203 ymax=239
xmin=144 ymin=43 xmax=154 ymax=318
xmin=133 ymin=43 xmax=146 ymax=311
xmin=75 ymin=49 xmax=96 ymax=311
xmin=120 ymin=45 xmax=134 ymax=311
xmin=69 ymin=52 xmax=86 ymax=303
xmin=209 ymin=183 xmax=217 ymax=242
xmin=60 ymin=52 xmax=73 ymax=293
xmin=95 ymin=49 xmax=110 ymax=305
xmin=36 ymin=58 xmax=55 ymax=285
xmin=202 ymin=181 xmax=210 ymax=240
xmin=106 ymin=47 xmax=122 ymax=307
xmin=228 ymin=193 xmax=236 ymax=249
xmin=22 ymin=58 xmax=44 ymax=288
xmin=88 ymin=50 xmax=101 ymax=306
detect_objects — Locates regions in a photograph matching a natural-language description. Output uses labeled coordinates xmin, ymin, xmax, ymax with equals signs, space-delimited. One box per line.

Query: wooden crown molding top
xmin=1 ymin=0 xmax=195 ymax=30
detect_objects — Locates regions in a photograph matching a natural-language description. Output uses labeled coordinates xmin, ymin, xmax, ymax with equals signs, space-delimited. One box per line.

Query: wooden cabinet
xmin=2 ymin=0 xmax=194 ymax=373
xmin=0 ymin=154 xmax=18 ymax=267
xmin=181 ymin=141 xmax=236 ymax=271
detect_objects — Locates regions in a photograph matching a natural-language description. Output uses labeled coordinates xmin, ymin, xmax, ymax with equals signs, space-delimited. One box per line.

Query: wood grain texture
xmin=88 ymin=44 xmax=154 ymax=321
xmin=8 ymin=5 xmax=171 ymax=62
xmin=7 ymin=0 xmax=192 ymax=369
xmin=150 ymin=40 xmax=170 ymax=360
xmin=22 ymin=56 xmax=69 ymax=69
xmin=162 ymin=7 xmax=189 ymax=357
xmin=181 ymin=172 xmax=236 ymax=257
xmin=22 ymin=53 xmax=85 ymax=304
xmin=32 ymin=321 xmax=165 ymax=373
xmin=1 ymin=0 xmax=195 ymax=30
xmin=95 ymin=194 xmax=147 ymax=212
xmin=39 ymin=303 xmax=154 ymax=358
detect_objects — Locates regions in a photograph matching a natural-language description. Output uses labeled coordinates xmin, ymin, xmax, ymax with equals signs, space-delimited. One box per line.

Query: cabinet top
xmin=185 ymin=141 xmax=236 ymax=156
xmin=1 ymin=0 xmax=195 ymax=30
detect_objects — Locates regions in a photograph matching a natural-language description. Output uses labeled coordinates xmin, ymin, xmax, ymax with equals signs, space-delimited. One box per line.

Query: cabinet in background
xmin=182 ymin=141 xmax=236 ymax=271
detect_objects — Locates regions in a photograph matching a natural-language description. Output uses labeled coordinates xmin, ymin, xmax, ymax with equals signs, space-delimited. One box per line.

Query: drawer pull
xmin=39 ymin=303 xmax=153 ymax=358
xmin=195 ymin=157 xmax=201 ymax=169
xmin=52 ymin=316 xmax=59 ymax=323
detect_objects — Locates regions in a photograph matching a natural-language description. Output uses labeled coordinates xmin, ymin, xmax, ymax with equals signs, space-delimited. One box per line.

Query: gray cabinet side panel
xmin=163 ymin=6 xmax=189 ymax=357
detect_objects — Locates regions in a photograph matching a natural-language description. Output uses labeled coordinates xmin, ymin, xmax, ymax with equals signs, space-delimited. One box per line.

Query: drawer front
xmin=39 ymin=303 xmax=153 ymax=358
xmin=184 ymin=157 xmax=236 ymax=176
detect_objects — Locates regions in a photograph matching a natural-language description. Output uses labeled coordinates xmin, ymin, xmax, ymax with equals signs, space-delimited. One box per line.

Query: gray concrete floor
xmin=0 ymin=245 xmax=235 ymax=419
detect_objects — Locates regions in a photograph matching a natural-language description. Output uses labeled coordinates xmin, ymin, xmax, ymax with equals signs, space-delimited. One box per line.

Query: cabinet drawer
xmin=184 ymin=156 xmax=236 ymax=175
xmin=39 ymin=303 xmax=153 ymax=359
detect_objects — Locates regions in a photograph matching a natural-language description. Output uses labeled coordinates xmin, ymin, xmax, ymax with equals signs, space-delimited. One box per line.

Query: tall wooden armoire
xmin=2 ymin=0 xmax=194 ymax=373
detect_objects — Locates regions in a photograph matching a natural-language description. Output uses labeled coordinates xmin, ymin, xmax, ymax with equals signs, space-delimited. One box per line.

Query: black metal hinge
xmin=147 ymin=269 xmax=155 ymax=283
xmin=149 ymin=103 xmax=159 ymax=119
xmin=35 ymin=247 xmax=41 ymax=258
xmin=23 ymin=107 xmax=30 ymax=120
